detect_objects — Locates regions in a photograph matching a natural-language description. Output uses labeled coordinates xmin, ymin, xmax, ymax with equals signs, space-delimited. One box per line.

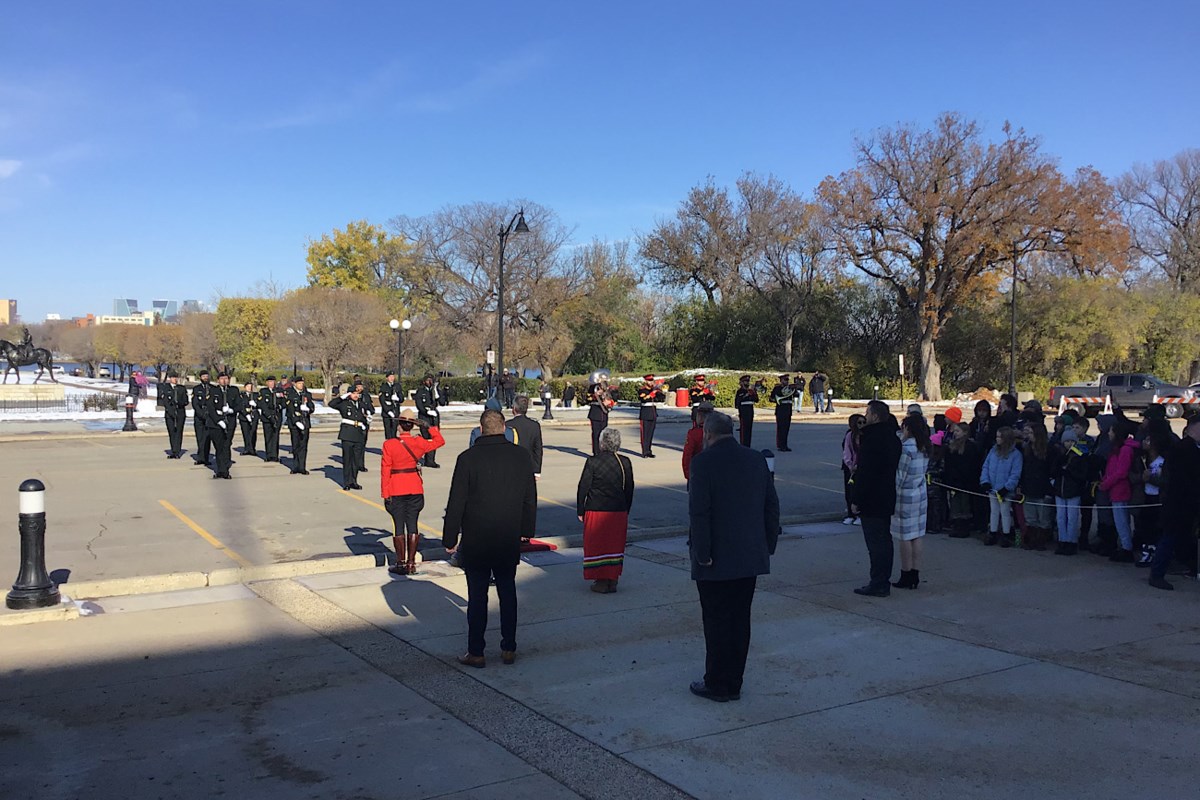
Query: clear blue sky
xmin=2 ymin=0 xmax=1196 ymax=321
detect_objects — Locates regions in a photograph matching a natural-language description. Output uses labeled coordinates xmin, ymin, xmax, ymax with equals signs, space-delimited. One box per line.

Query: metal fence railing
xmin=0 ymin=395 xmax=121 ymax=413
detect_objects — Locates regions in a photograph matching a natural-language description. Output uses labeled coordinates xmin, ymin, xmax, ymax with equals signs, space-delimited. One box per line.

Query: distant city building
xmin=111 ymin=297 xmax=201 ymax=321
xmin=180 ymin=299 xmax=205 ymax=315
xmin=45 ymin=313 xmax=62 ymax=321
xmin=71 ymin=314 xmax=96 ymax=328
xmin=97 ymin=312 xmax=156 ymax=327
xmin=0 ymin=299 xmax=17 ymax=325
xmin=113 ymin=298 xmax=139 ymax=316
xmin=151 ymin=299 xmax=178 ymax=321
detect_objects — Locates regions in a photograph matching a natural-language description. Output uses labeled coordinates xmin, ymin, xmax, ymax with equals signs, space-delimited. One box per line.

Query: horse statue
xmin=0 ymin=338 xmax=58 ymax=384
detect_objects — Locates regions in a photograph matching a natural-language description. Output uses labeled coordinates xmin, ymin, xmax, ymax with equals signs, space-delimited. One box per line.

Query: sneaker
xmin=852 ymin=518 xmax=861 ymax=526
xmin=1136 ymin=547 xmax=1154 ymax=568
xmin=842 ymin=517 xmax=855 ymax=525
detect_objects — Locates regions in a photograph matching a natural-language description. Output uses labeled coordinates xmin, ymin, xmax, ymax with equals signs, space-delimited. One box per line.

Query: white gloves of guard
xmin=218 ymin=421 xmax=227 ymax=430
xmin=388 ymin=411 xmax=396 ymax=418
xmin=296 ymin=422 xmax=305 ymax=430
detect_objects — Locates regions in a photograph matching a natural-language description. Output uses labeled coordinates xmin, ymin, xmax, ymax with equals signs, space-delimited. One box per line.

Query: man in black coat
xmin=734 ymin=375 xmax=760 ymax=448
xmin=191 ymin=369 xmax=214 ymax=465
xmin=258 ymin=376 xmax=285 ymax=462
xmin=207 ymin=371 xmax=239 ymax=479
xmin=238 ymin=381 xmax=260 ymax=457
xmin=414 ymin=374 xmax=442 ymax=468
xmin=768 ymin=374 xmax=796 ymax=451
xmin=687 ymin=412 xmax=780 ymax=702
xmin=161 ymin=371 xmax=189 ymax=459
xmin=285 ymin=377 xmax=315 ymax=475
xmin=443 ymin=409 xmax=538 ymax=667
xmin=505 ymin=395 xmax=544 ymax=478
xmin=636 ymin=374 xmax=665 ymax=458
xmin=851 ymin=400 xmax=902 ymax=596
xmin=330 ymin=383 xmax=369 ymax=490
xmin=1149 ymin=412 xmax=1200 ymax=590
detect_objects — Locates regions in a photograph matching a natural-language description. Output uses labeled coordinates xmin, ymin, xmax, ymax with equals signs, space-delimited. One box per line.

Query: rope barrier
xmin=926 ymin=478 xmax=1162 ymax=510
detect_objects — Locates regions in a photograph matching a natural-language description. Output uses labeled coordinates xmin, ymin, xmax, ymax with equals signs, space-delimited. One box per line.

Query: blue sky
xmin=2 ymin=0 xmax=1197 ymax=321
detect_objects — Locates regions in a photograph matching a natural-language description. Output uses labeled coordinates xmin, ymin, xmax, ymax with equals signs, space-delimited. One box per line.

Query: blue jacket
xmin=980 ymin=447 xmax=1023 ymax=493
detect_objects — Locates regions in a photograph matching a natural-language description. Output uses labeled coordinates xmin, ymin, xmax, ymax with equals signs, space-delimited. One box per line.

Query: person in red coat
xmin=682 ymin=402 xmax=715 ymax=484
xmin=381 ymin=409 xmax=445 ymax=575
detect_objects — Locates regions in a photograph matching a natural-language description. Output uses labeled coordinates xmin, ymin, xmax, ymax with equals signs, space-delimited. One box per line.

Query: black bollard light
xmin=541 ymin=388 xmax=555 ymax=420
xmin=7 ymin=479 xmax=60 ymax=610
xmin=761 ymin=449 xmax=775 ymax=482
xmin=122 ymin=393 xmax=137 ymax=432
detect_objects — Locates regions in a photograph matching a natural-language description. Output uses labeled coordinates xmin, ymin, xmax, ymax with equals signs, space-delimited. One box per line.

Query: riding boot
xmin=389 ymin=536 xmax=407 ymax=575
xmin=406 ymin=534 xmax=420 ymax=574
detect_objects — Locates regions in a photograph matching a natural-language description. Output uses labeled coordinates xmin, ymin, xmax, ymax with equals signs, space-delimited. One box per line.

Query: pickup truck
xmin=1049 ymin=373 xmax=1198 ymax=418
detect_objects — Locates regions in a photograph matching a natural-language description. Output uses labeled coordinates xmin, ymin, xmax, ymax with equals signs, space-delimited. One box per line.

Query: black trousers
xmin=861 ymin=515 xmax=894 ymax=590
xmin=842 ymin=465 xmax=856 ymax=519
xmin=697 ymin=577 xmax=757 ymax=695
xmin=341 ymin=439 xmax=364 ymax=487
xmin=775 ymin=409 xmax=792 ymax=449
xmin=640 ymin=417 xmax=657 ymax=456
xmin=211 ymin=424 xmax=233 ymax=475
xmin=240 ymin=418 xmax=258 ymax=456
xmin=194 ymin=420 xmax=211 ymax=464
xmin=359 ymin=428 xmax=369 ymax=469
xmin=591 ymin=418 xmax=605 ymax=455
xmin=290 ymin=426 xmax=309 ymax=471
xmin=419 ymin=416 xmax=438 ymax=466
xmin=739 ymin=411 xmax=754 ymax=448
xmin=386 ymin=494 xmax=425 ymax=537
xmin=165 ymin=413 xmax=185 ymax=456
xmin=464 ymin=562 xmax=518 ymax=656
xmin=382 ymin=415 xmax=398 ymax=441
xmin=262 ymin=419 xmax=280 ymax=460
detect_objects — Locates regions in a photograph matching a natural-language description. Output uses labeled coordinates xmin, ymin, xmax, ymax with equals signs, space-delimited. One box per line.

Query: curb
xmin=0 ymin=600 xmax=80 ymax=627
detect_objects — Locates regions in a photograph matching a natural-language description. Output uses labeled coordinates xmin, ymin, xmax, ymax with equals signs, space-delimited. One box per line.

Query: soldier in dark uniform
xmin=353 ymin=376 xmax=374 ymax=472
xmin=191 ymin=368 xmax=214 ymax=466
xmin=414 ymin=373 xmax=442 ymax=468
xmin=258 ymin=376 xmax=284 ymax=461
xmin=286 ymin=376 xmax=315 ymax=475
xmin=162 ymin=371 xmax=189 ymax=459
xmin=636 ymin=374 xmax=665 ymax=458
xmin=734 ymin=375 xmax=760 ymax=448
xmin=769 ymin=374 xmax=797 ymax=451
xmin=330 ymin=383 xmax=369 ymax=490
xmin=208 ymin=371 xmax=239 ymax=479
xmin=379 ymin=371 xmax=401 ymax=440
xmin=587 ymin=382 xmax=610 ymax=456
xmin=238 ymin=381 xmax=260 ymax=456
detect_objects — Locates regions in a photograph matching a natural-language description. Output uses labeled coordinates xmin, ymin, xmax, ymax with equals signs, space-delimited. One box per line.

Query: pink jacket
xmin=1099 ymin=438 xmax=1139 ymax=503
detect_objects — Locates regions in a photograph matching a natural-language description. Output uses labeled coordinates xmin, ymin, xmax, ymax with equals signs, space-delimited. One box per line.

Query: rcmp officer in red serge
xmin=768 ymin=374 xmax=796 ymax=451
xmin=734 ymin=375 xmax=760 ymax=447
xmin=330 ymin=382 xmax=369 ymax=490
xmin=637 ymin=374 xmax=665 ymax=458
xmin=258 ymin=376 xmax=285 ymax=462
xmin=162 ymin=371 xmax=189 ymax=459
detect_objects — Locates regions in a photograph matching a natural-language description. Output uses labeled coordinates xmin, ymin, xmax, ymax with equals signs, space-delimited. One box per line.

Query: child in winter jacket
xmin=980 ymin=427 xmax=1023 ymax=547
xmin=1053 ymin=418 xmax=1093 ymax=554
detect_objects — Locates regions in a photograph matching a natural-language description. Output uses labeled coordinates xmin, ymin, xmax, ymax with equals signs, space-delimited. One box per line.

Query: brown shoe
xmin=590 ymin=580 xmax=609 ymax=594
xmin=457 ymin=653 xmax=485 ymax=668
xmin=501 ymin=650 xmax=516 ymax=665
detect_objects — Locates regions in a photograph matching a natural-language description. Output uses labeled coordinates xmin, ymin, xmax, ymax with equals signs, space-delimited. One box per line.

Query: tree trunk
xmin=1189 ymin=359 xmax=1200 ymax=385
xmin=918 ymin=326 xmax=942 ymax=402
xmin=321 ymin=361 xmax=336 ymax=402
xmin=782 ymin=319 xmax=794 ymax=370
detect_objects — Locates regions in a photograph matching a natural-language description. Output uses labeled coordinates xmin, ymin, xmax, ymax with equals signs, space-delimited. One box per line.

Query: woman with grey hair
xmin=577 ymin=426 xmax=635 ymax=593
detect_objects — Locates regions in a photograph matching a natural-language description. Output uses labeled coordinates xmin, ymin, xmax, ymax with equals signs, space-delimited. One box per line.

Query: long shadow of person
xmin=544 ymin=444 xmax=590 ymax=459
xmin=343 ymin=526 xmax=396 ymax=564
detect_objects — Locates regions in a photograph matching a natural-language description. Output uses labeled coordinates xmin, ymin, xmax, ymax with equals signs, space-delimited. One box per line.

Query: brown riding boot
xmin=389 ymin=536 xmax=407 ymax=575
xmin=405 ymin=534 xmax=420 ymax=574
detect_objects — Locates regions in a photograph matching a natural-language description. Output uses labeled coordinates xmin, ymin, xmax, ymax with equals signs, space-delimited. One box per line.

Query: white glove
xmin=341 ymin=393 xmax=350 ymax=399
xmin=218 ymin=421 xmax=227 ymax=430
xmin=296 ymin=422 xmax=305 ymax=430
xmin=391 ymin=394 xmax=399 ymax=401
xmin=358 ymin=421 xmax=366 ymax=429
xmin=535 ymin=473 xmax=541 ymax=481
xmin=249 ymin=401 xmax=257 ymax=408
xmin=222 ymin=405 xmax=232 ymax=414
xmin=429 ymin=409 xmax=439 ymax=417
xmin=388 ymin=411 xmax=396 ymax=418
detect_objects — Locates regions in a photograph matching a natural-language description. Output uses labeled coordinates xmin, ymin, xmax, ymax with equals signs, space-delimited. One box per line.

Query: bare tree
xmin=819 ymin=113 xmax=1124 ymax=400
xmin=1118 ymin=149 xmax=1200 ymax=289
xmin=181 ymin=312 xmax=220 ymax=375
xmin=274 ymin=286 xmax=388 ymax=397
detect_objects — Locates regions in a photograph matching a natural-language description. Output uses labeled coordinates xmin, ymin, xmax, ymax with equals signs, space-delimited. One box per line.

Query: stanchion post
xmin=7 ymin=479 xmax=60 ymax=610
xmin=122 ymin=393 xmax=137 ymax=432
xmin=541 ymin=387 xmax=555 ymax=420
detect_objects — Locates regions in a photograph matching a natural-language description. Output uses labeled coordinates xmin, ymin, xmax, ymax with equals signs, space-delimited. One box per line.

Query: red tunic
xmin=681 ymin=425 xmax=705 ymax=481
xmin=380 ymin=427 xmax=445 ymax=498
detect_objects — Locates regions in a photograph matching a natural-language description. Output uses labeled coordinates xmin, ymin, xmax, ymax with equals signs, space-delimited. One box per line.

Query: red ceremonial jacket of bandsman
xmin=381 ymin=426 xmax=446 ymax=497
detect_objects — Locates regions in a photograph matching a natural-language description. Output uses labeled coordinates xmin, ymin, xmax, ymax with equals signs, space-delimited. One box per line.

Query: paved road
xmin=0 ymin=409 xmax=849 ymax=585
xmin=2 ymin=522 xmax=1196 ymax=799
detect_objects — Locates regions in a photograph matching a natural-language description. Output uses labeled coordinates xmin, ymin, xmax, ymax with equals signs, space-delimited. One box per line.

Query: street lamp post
xmin=496 ymin=209 xmax=530 ymax=379
xmin=1009 ymin=243 xmax=1018 ymax=396
xmin=286 ymin=327 xmax=304 ymax=378
xmin=389 ymin=318 xmax=411 ymax=386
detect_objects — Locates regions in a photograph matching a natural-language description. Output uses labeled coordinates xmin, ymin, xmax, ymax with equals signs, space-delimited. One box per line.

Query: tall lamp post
xmin=1009 ymin=243 xmax=1018 ymax=396
xmin=389 ymin=318 xmax=411 ymax=385
xmin=286 ymin=327 xmax=304 ymax=378
xmin=496 ymin=209 xmax=530 ymax=379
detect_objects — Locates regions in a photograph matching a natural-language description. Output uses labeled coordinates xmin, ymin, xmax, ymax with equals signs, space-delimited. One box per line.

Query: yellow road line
xmin=776 ymin=477 xmax=843 ymax=495
xmin=636 ymin=479 xmax=690 ymax=496
xmin=337 ymin=489 xmax=442 ymax=538
xmin=158 ymin=499 xmax=253 ymax=567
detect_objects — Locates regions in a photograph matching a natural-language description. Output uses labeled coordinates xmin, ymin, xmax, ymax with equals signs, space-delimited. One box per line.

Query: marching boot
xmin=389 ymin=536 xmax=407 ymax=575
xmin=405 ymin=534 xmax=420 ymax=574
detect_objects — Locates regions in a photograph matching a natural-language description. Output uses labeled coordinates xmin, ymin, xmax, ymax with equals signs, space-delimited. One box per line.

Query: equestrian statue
xmin=1 ymin=327 xmax=57 ymax=384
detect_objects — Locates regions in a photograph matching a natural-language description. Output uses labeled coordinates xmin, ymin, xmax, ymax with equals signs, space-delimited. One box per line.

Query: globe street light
xmin=496 ymin=209 xmax=530 ymax=380
xmin=285 ymin=327 xmax=305 ymax=378
xmin=389 ymin=318 xmax=412 ymax=385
